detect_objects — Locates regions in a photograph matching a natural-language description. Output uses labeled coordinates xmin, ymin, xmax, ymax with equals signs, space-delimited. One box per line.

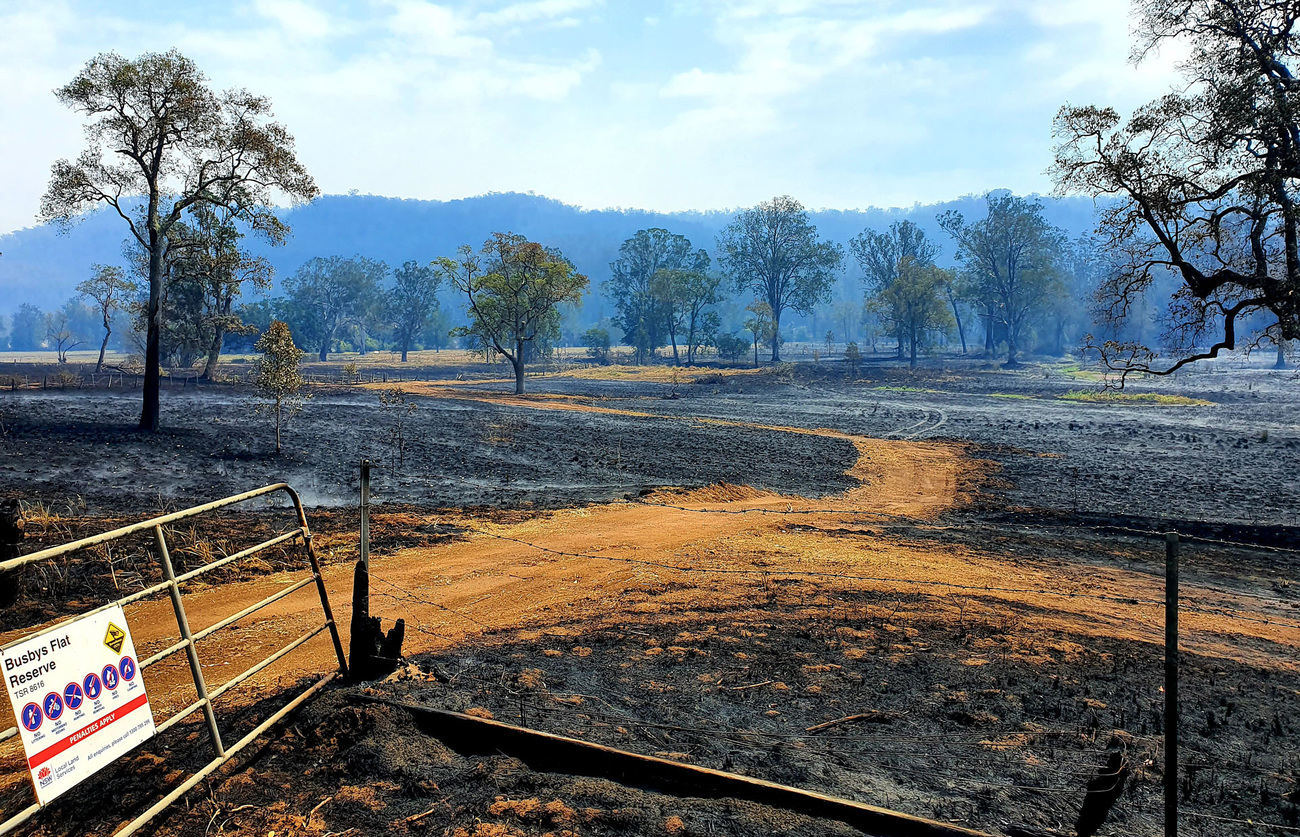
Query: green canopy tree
xmin=10 ymin=305 xmax=44 ymax=352
xmin=156 ymin=205 xmax=274 ymax=379
xmin=718 ymin=196 xmax=843 ymax=362
xmin=41 ymin=49 xmax=316 ymax=430
xmin=867 ymin=257 xmax=955 ymax=368
xmin=651 ymin=267 xmax=723 ymax=366
xmin=254 ymin=320 xmax=307 ymax=454
xmin=389 ymin=260 xmax=443 ymax=362
xmin=939 ymin=194 xmax=1066 ymax=366
xmin=77 ymin=264 xmax=137 ymax=373
xmin=442 ymin=233 xmax=588 ymax=394
xmin=743 ymin=300 xmax=775 ymax=368
xmin=606 ymin=229 xmax=708 ymax=364
xmin=850 ymin=220 xmax=942 ymax=360
xmin=283 ymin=256 xmax=388 ymax=362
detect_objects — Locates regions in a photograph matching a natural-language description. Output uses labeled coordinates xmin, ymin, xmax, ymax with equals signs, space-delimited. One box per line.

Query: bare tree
xmin=718 ymin=196 xmax=843 ymax=362
xmin=44 ymin=304 xmax=85 ymax=364
xmin=378 ymin=387 xmax=418 ymax=467
xmin=1052 ymin=0 xmax=1300 ymax=380
xmin=77 ymin=265 xmax=136 ymax=373
xmin=41 ymin=50 xmax=317 ymax=430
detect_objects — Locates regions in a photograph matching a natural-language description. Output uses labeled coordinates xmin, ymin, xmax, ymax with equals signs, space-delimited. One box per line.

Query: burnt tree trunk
xmin=0 ymin=499 xmax=25 ymax=606
xmin=348 ymin=560 xmax=406 ymax=681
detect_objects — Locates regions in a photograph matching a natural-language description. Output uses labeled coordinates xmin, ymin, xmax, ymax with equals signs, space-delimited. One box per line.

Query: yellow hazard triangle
xmin=103 ymin=622 xmax=126 ymax=654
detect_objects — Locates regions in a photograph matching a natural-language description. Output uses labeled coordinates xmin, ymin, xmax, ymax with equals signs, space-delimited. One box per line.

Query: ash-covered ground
xmin=3 ymin=357 xmax=1298 ymax=528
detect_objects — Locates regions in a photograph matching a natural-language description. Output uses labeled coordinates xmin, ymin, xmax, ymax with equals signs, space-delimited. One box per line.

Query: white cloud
xmin=473 ymin=0 xmax=601 ymax=28
xmin=254 ymin=0 xmax=335 ymax=40
xmin=0 ymin=0 xmax=1190 ymax=234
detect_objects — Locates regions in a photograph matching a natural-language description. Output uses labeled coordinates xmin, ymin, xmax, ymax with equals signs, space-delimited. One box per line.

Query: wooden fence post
xmin=1165 ymin=531 xmax=1179 ymax=837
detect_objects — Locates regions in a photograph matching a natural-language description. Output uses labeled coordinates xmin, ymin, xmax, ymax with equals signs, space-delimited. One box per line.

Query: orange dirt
xmin=0 ymin=397 xmax=1295 ymax=765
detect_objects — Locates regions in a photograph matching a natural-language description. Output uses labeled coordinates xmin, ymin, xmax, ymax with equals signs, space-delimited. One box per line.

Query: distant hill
xmin=0 ymin=190 xmax=1102 ymax=324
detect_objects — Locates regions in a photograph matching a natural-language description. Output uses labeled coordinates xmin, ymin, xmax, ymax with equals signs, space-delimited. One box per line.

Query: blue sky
xmin=0 ymin=0 xmax=1185 ymax=236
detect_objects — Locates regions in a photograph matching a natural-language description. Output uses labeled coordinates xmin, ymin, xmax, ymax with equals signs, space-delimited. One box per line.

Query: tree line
xmin=7 ymin=189 xmax=1103 ymax=372
xmin=24 ymin=0 xmax=1300 ymax=432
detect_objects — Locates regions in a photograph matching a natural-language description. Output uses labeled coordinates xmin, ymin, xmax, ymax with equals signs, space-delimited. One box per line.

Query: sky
xmin=0 ymin=0 xmax=1187 ymax=237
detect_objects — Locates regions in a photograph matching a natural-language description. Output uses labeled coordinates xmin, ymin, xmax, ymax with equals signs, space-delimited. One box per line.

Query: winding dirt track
xmin=3 ymin=389 xmax=1296 ymax=743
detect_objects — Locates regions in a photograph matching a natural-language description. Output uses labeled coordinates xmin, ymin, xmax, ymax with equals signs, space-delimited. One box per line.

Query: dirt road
xmin=3 ymin=391 xmax=1299 ymax=835
xmin=13 ymin=413 xmax=1287 ymax=736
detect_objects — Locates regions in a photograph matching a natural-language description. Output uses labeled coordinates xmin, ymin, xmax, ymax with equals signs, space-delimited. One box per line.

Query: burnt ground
xmin=0 ymin=387 xmax=857 ymax=510
xmin=3 ymin=357 xmax=1298 ymax=527
xmin=530 ymin=362 xmax=1300 ymax=529
xmin=2 ymin=356 xmax=1300 ymax=837
xmin=19 ymin=573 xmax=1300 ymax=837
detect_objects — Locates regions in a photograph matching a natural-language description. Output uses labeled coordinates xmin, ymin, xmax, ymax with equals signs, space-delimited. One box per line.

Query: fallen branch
xmin=805 ymin=711 xmax=897 ymax=733
xmin=728 ymin=680 xmax=774 ymax=691
xmin=404 ymin=797 xmax=451 ymax=824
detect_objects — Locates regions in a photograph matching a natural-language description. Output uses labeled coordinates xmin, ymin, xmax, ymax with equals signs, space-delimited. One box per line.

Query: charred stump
xmin=0 ymin=499 xmax=24 ymax=606
xmin=1075 ymin=750 xmax=1129 ymax=837
xmin=348 ymin=560 xmax=405 ymax=681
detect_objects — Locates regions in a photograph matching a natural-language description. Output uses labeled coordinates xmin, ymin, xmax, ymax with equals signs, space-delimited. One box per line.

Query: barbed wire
xmin=470 ymin=529 xmax=1168 ymax=608
xmin=358 ymin=468 xmax=1300 ymax=635
xmin=1184 ymin=811 xmax=1300 ymax=833
xmin=364 ymin=522 xmax=1300 ymax=633
xmin=367 ymin=464 xmax=1300 ymax=559
xmin=368 ymin=572 xmax=493 ymax=630
xmin=1178 ymin=602 xmax=1300 ymax=631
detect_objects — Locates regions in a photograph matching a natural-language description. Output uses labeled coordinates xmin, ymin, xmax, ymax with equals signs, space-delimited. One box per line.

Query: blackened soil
xmin=24 ymin=579 xmax=1295 ymax=837
xmin=383 ymin=587 xmax=1300 ymax=837
xmin=521 ymin=362 xmax=1300 ymax=528
xmin=0 ymin=388 xmax=857 ymax=511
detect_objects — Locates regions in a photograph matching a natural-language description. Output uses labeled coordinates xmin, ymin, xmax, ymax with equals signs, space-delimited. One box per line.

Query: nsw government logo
xmin=36 ymin=767 xmax=52 ymax=788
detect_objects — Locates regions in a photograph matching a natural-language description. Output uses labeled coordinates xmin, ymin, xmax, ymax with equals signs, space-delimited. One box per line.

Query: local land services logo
xmin=102 ymin=623 xmax=126 ymax=655
xmin=37 ymin=766 xmax=51 ymax=788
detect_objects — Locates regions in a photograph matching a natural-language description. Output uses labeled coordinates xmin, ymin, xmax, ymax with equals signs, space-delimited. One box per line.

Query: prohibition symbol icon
xmin=83 ymin=672 xmax=102 ymax=700
xmin=20 ymin=703 xmax=41 ymax=732
xmin=118 ymin=656 xmax=137 ymax=682
xmin=63 ymin=682 xmax=85 ymax=710
xmin=42 ymin=693 xmax=63 ymax=722
xmin=101 ymin=664 xmax=119 ymax=691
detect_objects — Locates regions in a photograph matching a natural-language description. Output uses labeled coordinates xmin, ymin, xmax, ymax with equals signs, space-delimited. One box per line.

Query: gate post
xmin=155 ymin=525 xmax=225 ymax=758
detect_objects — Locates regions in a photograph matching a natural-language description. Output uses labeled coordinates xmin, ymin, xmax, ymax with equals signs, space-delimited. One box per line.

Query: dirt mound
xmin=648 ymin=482 xmax=777 ymax=504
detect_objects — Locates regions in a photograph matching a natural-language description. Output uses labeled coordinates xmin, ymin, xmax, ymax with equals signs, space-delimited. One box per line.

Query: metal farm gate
xmin=0 ymin=483 xmax=348 ymax=836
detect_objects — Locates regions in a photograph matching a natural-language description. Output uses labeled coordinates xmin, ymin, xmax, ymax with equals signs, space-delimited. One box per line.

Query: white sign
xmin=2 ymin=604 xmax=155 ymax=805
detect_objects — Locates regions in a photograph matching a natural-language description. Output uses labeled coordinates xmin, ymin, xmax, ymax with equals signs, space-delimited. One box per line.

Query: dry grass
xmin=1059 ymin=389 xmax=1212 ymax=406
xmin=560 ymin=364 xmax=766 ymax=383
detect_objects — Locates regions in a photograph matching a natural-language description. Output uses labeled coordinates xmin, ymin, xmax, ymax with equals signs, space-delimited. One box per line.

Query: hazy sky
xmin=0 ymin=0 xmax=1185 ymax=236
